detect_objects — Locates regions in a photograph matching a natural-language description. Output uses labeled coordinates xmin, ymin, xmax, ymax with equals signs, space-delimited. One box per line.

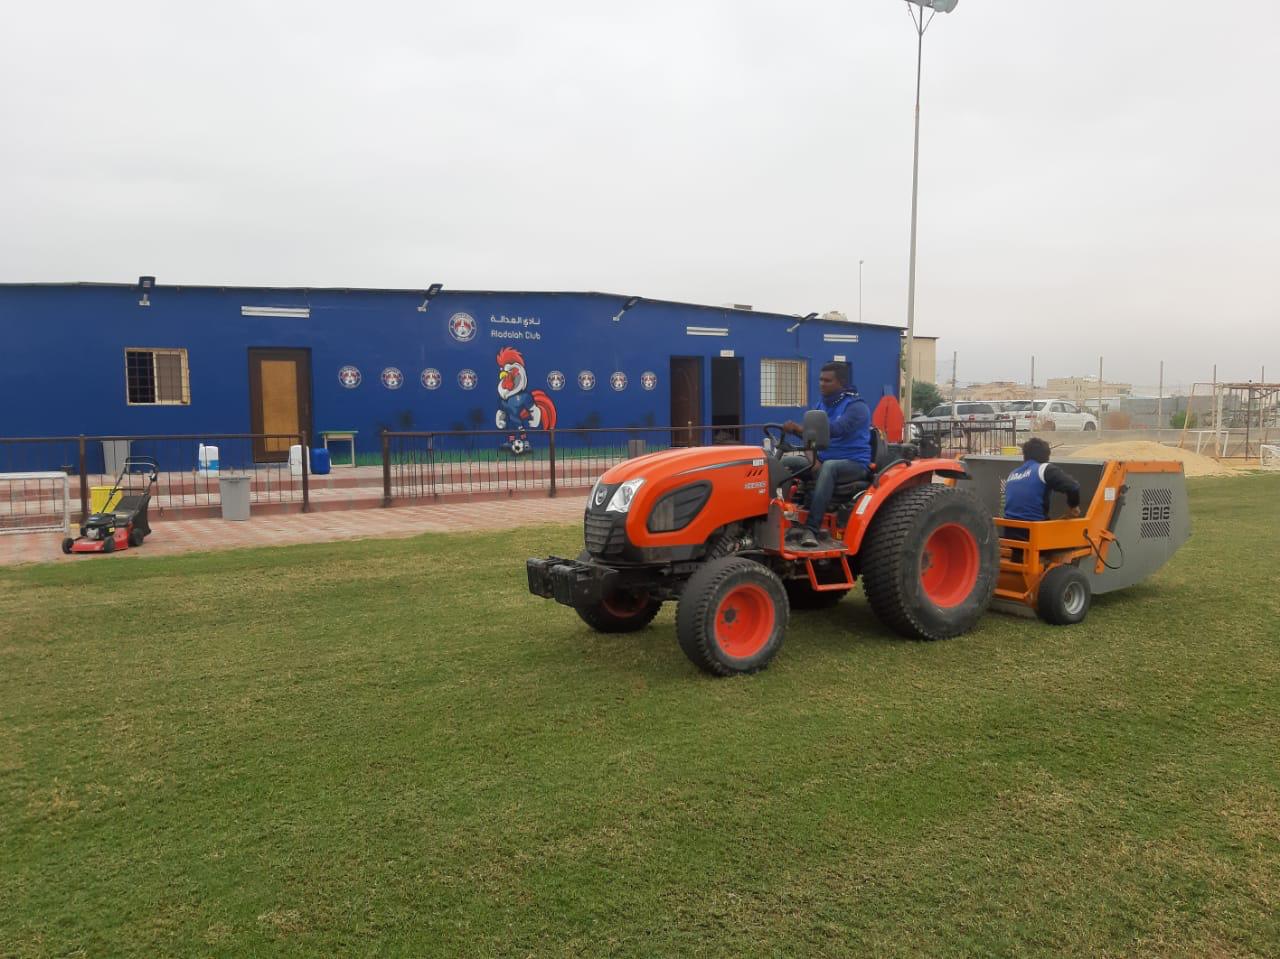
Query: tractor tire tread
xmin=859 ymin=484 xmax=996 ymax=641
xmin=677 ymin=556 xmax=789 ymax=676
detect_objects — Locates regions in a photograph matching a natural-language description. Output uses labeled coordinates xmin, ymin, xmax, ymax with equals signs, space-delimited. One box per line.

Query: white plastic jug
xmin=198 ymin=443 xmax=220 ymax=475
xmin=288 ymin=444 xmax=309 ymax=477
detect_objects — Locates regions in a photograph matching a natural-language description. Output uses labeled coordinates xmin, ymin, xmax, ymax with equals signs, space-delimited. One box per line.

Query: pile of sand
xmin=1067 ymin=440 xmax=1237 ymax=478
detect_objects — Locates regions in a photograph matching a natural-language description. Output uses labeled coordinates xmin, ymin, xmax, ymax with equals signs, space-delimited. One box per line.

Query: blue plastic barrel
xmin=309 ymin=447 xmax=332 ymax=475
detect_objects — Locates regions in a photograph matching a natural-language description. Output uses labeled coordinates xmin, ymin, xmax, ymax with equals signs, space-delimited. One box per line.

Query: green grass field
xmin=3 ymin=475 xmax=1278 ymax=957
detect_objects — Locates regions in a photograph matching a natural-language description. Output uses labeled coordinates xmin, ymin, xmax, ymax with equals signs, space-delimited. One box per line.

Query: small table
xmin=320 ymin=430 xmax=358 ymax=467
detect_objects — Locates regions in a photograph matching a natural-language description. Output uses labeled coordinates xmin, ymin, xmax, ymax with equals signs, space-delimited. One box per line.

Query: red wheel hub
xmin=714 ymin=583 xmax=775 ymax=658
xmin=920 ymin=523 xmax=980 ymax=608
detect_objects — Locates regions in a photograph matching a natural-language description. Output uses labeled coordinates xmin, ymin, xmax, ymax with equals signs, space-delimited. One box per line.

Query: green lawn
xmin=2 ymin=475 xmax=1278 ymax=957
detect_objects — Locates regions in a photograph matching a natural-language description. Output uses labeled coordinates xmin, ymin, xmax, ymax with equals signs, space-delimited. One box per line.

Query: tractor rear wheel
xmin=860 ymin=484 xmax=997 ymax=640
xmin=677 ymin=556 xmax=789 ymax=676
xmin=574 ymin=589 xmax=662 ymax=633
xmin=1036 ymin=564 xmax=1091 ymax=625
xmin=785 ymin=578 xmax=849 ymax=610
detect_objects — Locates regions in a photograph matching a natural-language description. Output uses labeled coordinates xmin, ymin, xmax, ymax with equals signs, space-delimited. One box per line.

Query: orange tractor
xmin=527 ymin=413 xmax=1000 ymax=676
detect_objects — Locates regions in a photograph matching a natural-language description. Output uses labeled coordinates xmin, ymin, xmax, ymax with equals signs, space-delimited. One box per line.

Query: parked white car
xmin=1007 ymin=399 xmax=1098 ymax=432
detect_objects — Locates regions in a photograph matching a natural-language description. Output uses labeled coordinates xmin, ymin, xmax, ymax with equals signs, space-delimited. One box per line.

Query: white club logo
xmin=338 ymin=365 xmax=361 ymax=388
xmin=458 ymin=368 xmax=478 ymax=390
xmin=421 ymin=368 xmax=442 ymax=390
xmin=641 ymin=371 xmax=657 ymax=391
xmin=610 ymin=372 xmax=627 ymax=391
xmin=381 ymin=367 xmax=404 ymax=390
xmin=547 ymin=370 xmax=566 ymax=391
xmin=448 ymin=312 xmax=477 ymax=342
xmin=578 ymin=370 xmax=596 ymax=391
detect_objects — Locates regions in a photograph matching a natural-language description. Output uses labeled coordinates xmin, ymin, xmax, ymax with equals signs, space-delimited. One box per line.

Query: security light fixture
xmin=785 ymin=311 xmax=819 ymax=334
xmin=138 ymin=275 xmax=155 ymax=307
xmin=417 ymin=282 xmax=444 ymax=312
xmin=612 ymin=296 xmax=641 ymax=323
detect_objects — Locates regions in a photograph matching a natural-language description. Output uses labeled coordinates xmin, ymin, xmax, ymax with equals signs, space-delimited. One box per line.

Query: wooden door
xmin=670 ymin=357 xmax=703 ymax=447
xmin=249 ymin=349 xmax=312 ymax=462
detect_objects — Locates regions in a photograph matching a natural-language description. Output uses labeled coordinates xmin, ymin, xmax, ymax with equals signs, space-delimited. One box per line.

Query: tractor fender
xmin=842 ymin=458 xmax=967 ymax=555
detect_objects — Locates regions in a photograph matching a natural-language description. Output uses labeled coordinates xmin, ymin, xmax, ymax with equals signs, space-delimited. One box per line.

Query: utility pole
xmin=1098 ymin=356 xmax=1104 ymax=427
xmin=1158 ymin=360 xmax=1164 ymax=429
xmin=951 ymin=351 xmax=958 ymax=403
xmin=1212 ymin=363 xmax=1217 ymax=431
xmin=1030 ymin=355 xmax=1035 ymax=394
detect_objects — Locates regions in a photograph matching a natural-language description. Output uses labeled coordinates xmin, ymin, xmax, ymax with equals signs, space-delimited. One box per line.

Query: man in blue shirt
xmin=1004 ymin=436 xmax=1082 ymax=524
xmin=782 ymin=362 xmax=872 ymax=548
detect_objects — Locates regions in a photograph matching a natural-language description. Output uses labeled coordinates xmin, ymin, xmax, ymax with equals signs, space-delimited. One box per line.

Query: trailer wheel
xmin=1037 ymin=565 xmax=1091 ymax=625
xmin=574 ymin=589 xmax=662 ymax=633
xmin=61 ymin=538 xmax=74 ymax=555
xmin=677 ymin=556 xmax=789 ymax=676
xmin=860 ymin=485 xmax=997 ymax=640
xmin=785 ymin=579 xmax=849 ymax=610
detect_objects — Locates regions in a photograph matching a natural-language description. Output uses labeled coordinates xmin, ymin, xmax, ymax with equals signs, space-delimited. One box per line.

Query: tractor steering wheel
xmin=762 ymin=423 xmax=800 ymax=457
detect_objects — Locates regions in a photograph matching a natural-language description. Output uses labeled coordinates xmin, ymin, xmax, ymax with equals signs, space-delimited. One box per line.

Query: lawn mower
xmin=527 ymin=411 xmax=1000 ymax=676
xmin=62 ymin=457 xmax=158 ymax=555
xmin=954 ymin=454 xmax=1190 ymax=625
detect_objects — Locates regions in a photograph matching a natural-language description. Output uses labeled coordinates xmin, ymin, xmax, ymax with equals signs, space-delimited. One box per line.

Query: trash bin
xmin=102 ymin=440 xmax=130 ymax=476
xmin=627 ymin=439 xmax=647 ymax=458
xmin=220 ymin=474 xmax=251 ymax=521
xmin=309 ymin=448 xmax=331 ymax=475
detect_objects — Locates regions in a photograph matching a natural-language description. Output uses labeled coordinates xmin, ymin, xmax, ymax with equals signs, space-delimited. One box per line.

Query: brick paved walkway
xmin=0 ymin=494 xmax=587 ymax=567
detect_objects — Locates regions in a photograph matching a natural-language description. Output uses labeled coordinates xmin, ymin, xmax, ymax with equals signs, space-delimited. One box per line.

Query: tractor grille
xmin=584 ymin=510 xmax=626 ymax=558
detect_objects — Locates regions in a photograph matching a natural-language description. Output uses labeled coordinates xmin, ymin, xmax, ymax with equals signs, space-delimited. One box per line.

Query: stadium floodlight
xmin=899 ymin=0 xmax=958 ymax=420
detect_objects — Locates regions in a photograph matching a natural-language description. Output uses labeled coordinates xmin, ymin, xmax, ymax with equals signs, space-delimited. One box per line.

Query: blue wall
xmin=1 ymin=284 xmax=902 ymax=449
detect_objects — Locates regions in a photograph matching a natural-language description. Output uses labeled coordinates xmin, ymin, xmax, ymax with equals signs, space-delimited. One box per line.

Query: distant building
xmin=1045 ymin=376 xmax=1133 ymax=405
xmin=961 ymin=381 xmax=1035 ymax=402
xmin=902 ymin=334 xmax=939 ymax=388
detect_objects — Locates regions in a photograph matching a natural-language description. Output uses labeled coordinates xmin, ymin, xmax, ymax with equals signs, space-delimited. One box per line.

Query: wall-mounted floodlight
xmin=138 ymin=275 xmax=155 ymax=307
xmin=785 ymin=311 xmax=819 ymax=334
xmin=612 ymin=296 xmax=641 ymax=323
xmin=417 ymin=282 xmax=444 ymax=312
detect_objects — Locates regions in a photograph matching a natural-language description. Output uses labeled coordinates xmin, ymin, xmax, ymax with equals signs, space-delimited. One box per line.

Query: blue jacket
xmin=1005 ymin=460 xmax=1081 ymax=521
xmin=812 ymin=390 xmax=871 ymax=465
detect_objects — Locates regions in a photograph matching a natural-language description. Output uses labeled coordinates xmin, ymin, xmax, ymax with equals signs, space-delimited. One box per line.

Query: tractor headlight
xmin=606 ymin=478 xmax=645 ymax=513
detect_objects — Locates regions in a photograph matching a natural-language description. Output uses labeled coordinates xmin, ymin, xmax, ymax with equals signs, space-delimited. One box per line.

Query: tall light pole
xmin=900 ymin=0 xmax=958 ymax=421
xmin=859 ymin=259 xmax=865 ymax=323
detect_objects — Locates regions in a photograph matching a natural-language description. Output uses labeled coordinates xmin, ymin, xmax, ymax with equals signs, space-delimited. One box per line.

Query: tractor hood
xmin=598 ymin=445 xmax=767 ymax=486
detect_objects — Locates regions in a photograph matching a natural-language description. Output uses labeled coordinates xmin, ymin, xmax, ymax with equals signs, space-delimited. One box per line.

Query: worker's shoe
xmin=786 ymin=527 xmax=821 ymax=550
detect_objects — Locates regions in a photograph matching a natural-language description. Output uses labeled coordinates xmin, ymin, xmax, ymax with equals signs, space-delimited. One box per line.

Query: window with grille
xmin=125 ymin=348 xmax=190 ymax=405
xmin=760 ymin=359 xmax=807 ymax=407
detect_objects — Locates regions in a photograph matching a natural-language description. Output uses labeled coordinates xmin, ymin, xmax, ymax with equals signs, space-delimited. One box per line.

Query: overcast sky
xmin=2 ymin=1 xmax=1276 ymax=389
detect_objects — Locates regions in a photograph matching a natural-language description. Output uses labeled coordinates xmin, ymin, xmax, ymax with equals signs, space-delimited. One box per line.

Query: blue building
xmin=1 ymin=281 xmax=902 ymax=460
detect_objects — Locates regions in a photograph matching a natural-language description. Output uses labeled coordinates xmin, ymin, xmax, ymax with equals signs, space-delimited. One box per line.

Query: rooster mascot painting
xmin=495 ymin=347 xmax=557 ymax=454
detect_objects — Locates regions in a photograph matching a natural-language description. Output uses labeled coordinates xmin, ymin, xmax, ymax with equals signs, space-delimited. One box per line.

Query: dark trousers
xmin=805 ymin=459 xmax=869 ymax=532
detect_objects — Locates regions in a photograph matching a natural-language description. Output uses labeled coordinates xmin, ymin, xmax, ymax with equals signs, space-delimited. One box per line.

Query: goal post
xmin=0 ymin=472 xmax=71 ymax=535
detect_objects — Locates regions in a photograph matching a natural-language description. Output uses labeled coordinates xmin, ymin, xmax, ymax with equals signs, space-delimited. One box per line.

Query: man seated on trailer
xmin=781 ymin=362 xmax=872 ymax=549
xmin=1003 ymin=437 xmax=1083 ymax=555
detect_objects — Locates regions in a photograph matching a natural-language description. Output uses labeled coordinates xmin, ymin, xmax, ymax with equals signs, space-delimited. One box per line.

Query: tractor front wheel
xmin=574 ymin=589 xmax=662 ymax=633
xmin=860 ymin=485 xmax=997 ymax=640
xmin=677 ymin=557 xmax=789 ymax=676
xmin=1036 ymin=565 xmax=1091 ymax=625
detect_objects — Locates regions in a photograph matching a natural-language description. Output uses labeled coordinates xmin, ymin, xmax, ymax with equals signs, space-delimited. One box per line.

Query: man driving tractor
xmin=1003 ymin=437 xmax=1082 ymax=554
xmin=782 ymin=361 xmax=872 ymax=549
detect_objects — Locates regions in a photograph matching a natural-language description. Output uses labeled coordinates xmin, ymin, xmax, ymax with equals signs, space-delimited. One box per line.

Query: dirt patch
xmin=1066 ymin=441 xmax=1237 ymax=478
